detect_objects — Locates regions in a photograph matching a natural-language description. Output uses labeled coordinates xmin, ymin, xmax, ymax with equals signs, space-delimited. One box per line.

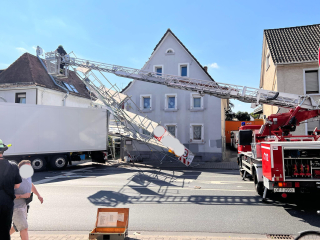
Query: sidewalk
xmin=10 ymin=231 xmax=294 ymax=240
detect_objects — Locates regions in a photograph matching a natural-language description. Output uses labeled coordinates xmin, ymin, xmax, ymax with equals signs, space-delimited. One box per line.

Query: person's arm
xmin=32 ymin=183 xmax=43 ymax=204
xmin=14 ymin=183 xmax=20 ymax=189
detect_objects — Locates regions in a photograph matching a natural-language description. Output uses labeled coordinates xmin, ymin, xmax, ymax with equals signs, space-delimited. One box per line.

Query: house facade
xmin=260 ymin=24 xmax=320 ymax=135
xmin=123 ymin=29 xmax=228 ymax=162
xmin=0 ymin=53 xmax=92 ymax=108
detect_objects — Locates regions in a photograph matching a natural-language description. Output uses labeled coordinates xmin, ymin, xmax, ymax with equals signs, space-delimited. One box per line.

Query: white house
xmin=123 ymin=29 xmax=228 ymax=162
xmin=0 ymin=53 xmax=92 ymax=107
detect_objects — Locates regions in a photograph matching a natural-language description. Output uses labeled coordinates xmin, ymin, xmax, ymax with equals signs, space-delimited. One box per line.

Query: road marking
xmin=33 ymin=167 xmax=95 ymax=184
xmin=34 ymin=184 xmax=256 ymax=192
xmin=210 ymin=181 xmax=253 ymax=184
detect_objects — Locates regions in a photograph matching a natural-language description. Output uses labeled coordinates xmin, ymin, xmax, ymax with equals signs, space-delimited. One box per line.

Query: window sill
xmin=165 ymin=53 xmax=175 ymax=56
xmin=189 ymin=140 xmax=205 ymax=144
xmin=164 ymin=108 xmax=178 ymax=112
xmin=190 ymin=108 xmax=205 ymax=112
xmin=140 ymin=109 xmax=153 ymax=113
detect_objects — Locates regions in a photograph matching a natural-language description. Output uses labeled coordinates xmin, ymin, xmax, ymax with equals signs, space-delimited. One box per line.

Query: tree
xmin=250 ymin=112 xmax=260 ymax=119
xmin=225 ymin=101 xmax=235 ymax=121
xmin=235 ymin=111 xmax=251 ymax=121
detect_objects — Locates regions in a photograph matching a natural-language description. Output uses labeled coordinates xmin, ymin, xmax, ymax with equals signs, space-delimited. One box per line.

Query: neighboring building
xmin=123 ymin=29 xmax=228 ymax=162
xmin=0 ymin=53 xmax=92 ymax=107
xmin=260 ymin=24 xmax=320 ymax=135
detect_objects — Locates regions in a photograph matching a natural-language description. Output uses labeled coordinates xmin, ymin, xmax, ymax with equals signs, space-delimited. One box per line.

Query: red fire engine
xmin=238 ymin=106 xmax=320 ymax=200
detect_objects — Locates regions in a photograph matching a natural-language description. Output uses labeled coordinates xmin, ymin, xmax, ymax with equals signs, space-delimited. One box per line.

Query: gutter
xmin=275 ymin=60 xmax=318 ymax=66
xmin=36 ymin=46 xmax=69 ymax=106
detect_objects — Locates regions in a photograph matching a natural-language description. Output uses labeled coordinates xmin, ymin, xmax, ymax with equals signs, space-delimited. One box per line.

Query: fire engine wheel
xmin=254 ymin=173 xmax=264 ymax=196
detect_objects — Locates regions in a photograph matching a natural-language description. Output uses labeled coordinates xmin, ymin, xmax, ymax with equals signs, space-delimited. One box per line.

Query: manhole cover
xmin=267 ymin=234 xmax=294 ymax=239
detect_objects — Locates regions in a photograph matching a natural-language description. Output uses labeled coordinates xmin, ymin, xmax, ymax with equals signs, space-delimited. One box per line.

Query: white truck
xmin=0 ymin=102 xmax=108 ymax=171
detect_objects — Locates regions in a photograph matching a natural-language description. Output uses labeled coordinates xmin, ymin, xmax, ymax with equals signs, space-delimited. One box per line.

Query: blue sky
xmin=1 ymin=0 xmax=320 ymax=113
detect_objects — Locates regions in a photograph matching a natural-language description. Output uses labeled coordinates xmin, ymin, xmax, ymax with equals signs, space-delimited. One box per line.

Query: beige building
xmin=260 ymin=24 xmax=320 ymax=135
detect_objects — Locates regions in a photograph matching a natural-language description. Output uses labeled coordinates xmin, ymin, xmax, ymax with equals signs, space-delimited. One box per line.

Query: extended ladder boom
xmin=45 ymin=51 xmax=319 ymax=111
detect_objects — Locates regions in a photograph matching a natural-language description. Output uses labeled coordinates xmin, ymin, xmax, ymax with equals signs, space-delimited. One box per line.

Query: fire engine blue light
xmin=241 ymin=122 xmax=245 ymax=126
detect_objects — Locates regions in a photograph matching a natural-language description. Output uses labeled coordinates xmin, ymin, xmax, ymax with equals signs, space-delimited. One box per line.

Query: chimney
xmin=204 ymin=66 xmax=208 ymax=72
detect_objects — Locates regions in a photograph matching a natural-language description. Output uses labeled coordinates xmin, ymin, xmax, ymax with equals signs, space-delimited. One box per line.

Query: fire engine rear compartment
xmin=240 ymin=141 xmax=320 ymax=197
xmin=260 ymin=142 xmax=320 ymax=181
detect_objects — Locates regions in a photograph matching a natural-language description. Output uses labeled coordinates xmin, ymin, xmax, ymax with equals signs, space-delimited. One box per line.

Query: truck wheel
xmin=31 ymin=157 xmax=46 ymax=172
xmin=254 ymin=172 xmax=264 ymax=196
xmin=50 ymin=155 xmax=68 ymax=170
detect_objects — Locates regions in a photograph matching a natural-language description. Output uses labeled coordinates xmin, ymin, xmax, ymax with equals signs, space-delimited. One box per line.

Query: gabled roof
xmin=0 ymin=53 xmax=91 ymax=99
xmin=120 ymin=81 xmax=132 ymax=93
xmin=264 ymin=24 xmax=320 ymax=64
xmin=147 ymin=29 xmax=215 ymax=81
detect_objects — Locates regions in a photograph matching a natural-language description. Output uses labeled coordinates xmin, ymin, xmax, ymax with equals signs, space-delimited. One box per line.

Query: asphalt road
xmin=28 ymin=162 xmax=320 ymax=235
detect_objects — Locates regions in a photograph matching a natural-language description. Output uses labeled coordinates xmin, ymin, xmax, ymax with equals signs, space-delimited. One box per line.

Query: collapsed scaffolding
xmin=39 ymin=47 xmax=196 ymax=167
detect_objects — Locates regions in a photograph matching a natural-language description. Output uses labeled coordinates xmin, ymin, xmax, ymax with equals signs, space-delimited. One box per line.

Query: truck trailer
xmin=0 ymin=102 xmax=108 ymax=171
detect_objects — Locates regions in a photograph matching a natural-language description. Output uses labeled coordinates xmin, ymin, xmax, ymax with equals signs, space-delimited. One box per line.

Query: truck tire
xmin=31 ymin=157 xmax=46 ymax=172
xmin=254 ymin=171 xmax=264 ymax=196
xmin=91 ymin=151 xmax=105 ymax=164
xmin=50 ymin=155 xmax=68 ymax=170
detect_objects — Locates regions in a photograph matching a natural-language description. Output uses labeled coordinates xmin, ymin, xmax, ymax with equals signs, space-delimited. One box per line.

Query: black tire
xmin=254 ymin=170 xmax=264 ymax=196
xmin=50 ymin=155 xmax=68 ymax=170
xmin=295 ymin=231 xmax=320 ymax=240
xmin=91 ymin=151 xmax=105 ymax=164
xmin=31 ymin=157 xmax=46 ymax=172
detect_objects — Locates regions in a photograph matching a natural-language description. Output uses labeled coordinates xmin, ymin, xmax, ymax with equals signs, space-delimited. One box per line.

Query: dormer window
xmin=166 ymin=48 xmax=175 ymax=54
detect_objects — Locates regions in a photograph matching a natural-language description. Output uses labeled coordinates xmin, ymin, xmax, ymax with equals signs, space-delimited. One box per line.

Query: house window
xmin=142 ymin=128 xmax=151 ymax=135
xmin=156 ymin=67 xmax=162 ymax=76
xmin=181 ymin=66 xmax=187 ymax=76
xmin=166 ymin=48 xmax=174 ymax=54
xmin=140 ymin=94 xmax=152 ymax=111
xmin=143 ymin=97 xmax=150 ymax=109
xmin=179 ymin=63 xmax=189 ymax=77
xmin=15 ymin=93 xmax=26 ymax=104
xmin=305 ymin=70 xmax=319 ymax=94
xmin=193 ymin=97 xmax=201 ymax=108
xmin=266 ymin=54 xmax=270 ymax=71
xmin=190 ymin=123 xmax=204 ymax=143
xmin=153 ymin=65 xmax=164 ymax=76
xmin=63 ymin=82 xmax=79 ymax=93
xmin=190 ymin=93 xmax=204 ymax=110
xmin=165 ymin=94 xmax=177 ymax=110
xmin=165 ymin=124 xmax=177 ymax=137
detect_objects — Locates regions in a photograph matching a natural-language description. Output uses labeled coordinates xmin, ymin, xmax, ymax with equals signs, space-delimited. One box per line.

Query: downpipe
xmin=36 ymin=46 xmax=69 ymax=106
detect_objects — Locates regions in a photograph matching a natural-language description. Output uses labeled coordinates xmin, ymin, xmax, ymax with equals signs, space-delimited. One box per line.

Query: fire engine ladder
xmin=43 ymin=50 xmax=194 ymax=166
xmin=46 ymin=52 xmax=320 ymax=110
xmin=74 ymin=66 xmax=187 ymax=165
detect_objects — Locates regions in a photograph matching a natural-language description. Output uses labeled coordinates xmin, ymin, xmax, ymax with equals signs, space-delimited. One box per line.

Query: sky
xmin=1 ymin=0 xmax=320 ymax=113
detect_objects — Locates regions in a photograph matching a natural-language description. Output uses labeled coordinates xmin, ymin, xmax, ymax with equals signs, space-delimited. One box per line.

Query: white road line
xmin=33 ymin=167 xmax=95 ymax=184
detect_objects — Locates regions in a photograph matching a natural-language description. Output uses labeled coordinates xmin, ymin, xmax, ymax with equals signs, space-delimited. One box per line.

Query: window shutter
xmin=306 ymin=70 xmax=319 ymax=94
